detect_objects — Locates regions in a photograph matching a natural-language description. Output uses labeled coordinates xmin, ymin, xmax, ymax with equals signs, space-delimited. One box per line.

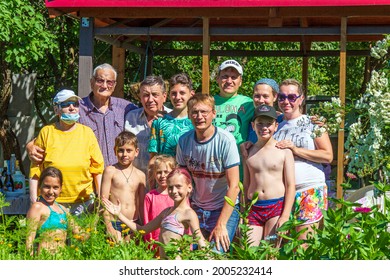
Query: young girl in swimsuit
xmin=26 ymin=166 xmax=87 ymax=255
xmin=102 ymin=167 xmax=206 ymax=259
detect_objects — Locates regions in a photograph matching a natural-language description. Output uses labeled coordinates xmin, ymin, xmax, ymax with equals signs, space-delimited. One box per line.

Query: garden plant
xmin=1 ymin=179 xmax=389 ymax=260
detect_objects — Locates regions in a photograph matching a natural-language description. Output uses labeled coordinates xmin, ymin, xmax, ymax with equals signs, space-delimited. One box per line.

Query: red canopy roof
xmin=44 ymin=0 xmax=390 ymax=44
xmin=45 ymin=0 xmax=390 ymax=8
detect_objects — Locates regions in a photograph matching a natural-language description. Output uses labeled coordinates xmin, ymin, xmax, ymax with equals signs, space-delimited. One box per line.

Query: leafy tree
xmin=0 ymin=0 xmax=54 ymax=166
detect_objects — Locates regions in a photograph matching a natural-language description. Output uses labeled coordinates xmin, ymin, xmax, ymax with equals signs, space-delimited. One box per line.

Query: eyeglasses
xmin=191 ymin=110 xmax=212 ymax=118
xmin=94 ymin=78 xmax=116 ymax=87
xmin=277 ymin=93 xmax=301 ymax=102
xmin=58 ymin=101 xmax=80 ymax=108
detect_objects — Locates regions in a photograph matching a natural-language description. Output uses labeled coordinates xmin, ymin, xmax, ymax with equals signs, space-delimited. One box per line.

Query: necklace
xmin=120 ymin=166 xmax=134 ymax=183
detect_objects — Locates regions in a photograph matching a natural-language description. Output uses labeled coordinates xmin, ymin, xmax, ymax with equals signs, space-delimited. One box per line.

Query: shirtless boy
xmin=243 ymin=104 xmax=295 ymax=246
xmin=101 ymin=131 xmax=146 ymax=242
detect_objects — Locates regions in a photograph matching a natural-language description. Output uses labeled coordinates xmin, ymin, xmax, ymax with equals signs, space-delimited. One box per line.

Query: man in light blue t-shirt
xmin=176 ymin=93 xmax=240 ymax=253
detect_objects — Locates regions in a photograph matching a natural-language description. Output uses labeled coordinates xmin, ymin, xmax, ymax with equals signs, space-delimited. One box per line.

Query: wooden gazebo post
xmin=337 ymin=17 xmax=347 ymax=199
xmin=112 ymin=46 xmax=126 ymax=98
xmin=202 ymin=17 xmax=210 ymax=94
xmin=78 ymin=17 xmax=94 ymax=98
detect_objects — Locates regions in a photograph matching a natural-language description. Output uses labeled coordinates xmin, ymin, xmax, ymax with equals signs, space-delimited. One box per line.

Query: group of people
xmin=25 ymin=59 xmax=333 ymax=258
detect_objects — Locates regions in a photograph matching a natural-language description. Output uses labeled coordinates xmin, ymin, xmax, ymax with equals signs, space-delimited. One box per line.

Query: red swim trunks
xmin=247 ymin=197 xmax=284 ymax=226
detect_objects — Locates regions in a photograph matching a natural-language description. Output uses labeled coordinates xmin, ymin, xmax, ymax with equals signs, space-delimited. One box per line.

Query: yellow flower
xmin=122 ymin=228 xmax=130 ymax=235
xmin=139 ymin=230 xmax=146 ymax=235
xmin=54 ymin=237 xmax=62 ymax=242
xmin=73 ymin=234 xmax=83 ymax=240
xmin=106 ymin=239 xmax=115 ymax=246
xmin=120 ymin=223 xmax=126 ymax=229
xmin=7 ymin=244 xmax=12 ymax=248
xmin=86 ymin=228 xmax=91 ymax=233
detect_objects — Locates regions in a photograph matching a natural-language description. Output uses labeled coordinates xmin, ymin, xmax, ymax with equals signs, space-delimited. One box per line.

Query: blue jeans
xmin=192 ymin=203 xmax=240 ymax=253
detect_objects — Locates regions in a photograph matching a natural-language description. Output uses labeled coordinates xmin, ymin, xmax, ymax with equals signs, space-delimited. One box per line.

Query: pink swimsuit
xmin=161 ymin=212 xmax=185 ymax=236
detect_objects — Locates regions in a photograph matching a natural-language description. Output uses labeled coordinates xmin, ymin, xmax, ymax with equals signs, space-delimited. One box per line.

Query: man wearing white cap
xmin=214 ymin=59 xmax=254 ymax=180
xmin=29 ymin=89 xmax=104 ymax=215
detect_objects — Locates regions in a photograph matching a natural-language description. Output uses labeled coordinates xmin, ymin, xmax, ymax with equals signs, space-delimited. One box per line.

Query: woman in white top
xmin=273 ymin=79 xmax=333 ymax=243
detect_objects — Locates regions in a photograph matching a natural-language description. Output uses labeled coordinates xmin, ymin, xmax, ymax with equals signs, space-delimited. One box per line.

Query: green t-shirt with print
xmin=214 ymin=94 xmax=254 ymax=146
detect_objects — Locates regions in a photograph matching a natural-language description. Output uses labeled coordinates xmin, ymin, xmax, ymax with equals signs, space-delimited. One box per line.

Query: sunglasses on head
xmin=58 ymin=101 xmax=80 ymax=108
xmin=277 ymin=93 xmax=301 ymax=102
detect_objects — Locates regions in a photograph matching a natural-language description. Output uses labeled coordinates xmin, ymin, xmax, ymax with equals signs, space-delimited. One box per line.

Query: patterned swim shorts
xmin=295 ymin=184 xmax=328 ymax=225
xmin=247 ymin=197 xmax=284 ymax=226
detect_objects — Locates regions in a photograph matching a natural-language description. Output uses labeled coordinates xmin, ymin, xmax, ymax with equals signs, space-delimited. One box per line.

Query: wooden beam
xmin=202 ymin=17 xmax=210 ymax=94
xmin=112 ymin=46 xmax=125 ymax=98
xmin=268 ymin=8 xmax=283 ymax=27
xmin=301 ymin=47 xmax=310 ymax=113
xmin=154 ymin=49 xmax=370 ymax=57
xmin=300 ymin=17 xmax=311 ymax=113
xmin=95 ymin=35 xmax=145 ymax=54
xmin=76 ymin=6 xmax=390 ymax=18
xmin=94 ymin=25 xmax=390 ymax=37
xmin=337 ymin=17 xmax=347 ymax=200
xmin=125 ymin=18 xmax=176 ymax=43
xmin=78 ymin=17 xmax=94 ymax=98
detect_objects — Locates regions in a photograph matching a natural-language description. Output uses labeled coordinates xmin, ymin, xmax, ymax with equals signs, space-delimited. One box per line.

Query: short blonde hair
xmin=153 ymin=154 xmax=177 ymax=175
xmin=187 ymin=93 xmax=215 ymax=112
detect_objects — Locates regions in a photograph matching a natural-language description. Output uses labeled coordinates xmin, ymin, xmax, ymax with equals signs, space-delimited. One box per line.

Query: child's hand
xmin=276 ymin=216 xmax=289 ymax=232
xmin=102 ymin=196 xmax=121 ymax=216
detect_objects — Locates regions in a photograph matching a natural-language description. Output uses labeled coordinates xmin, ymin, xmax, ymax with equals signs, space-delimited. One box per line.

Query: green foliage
xmin=162 ymin=234 xmax=223 ymax=260
xmin=0 ymin=0 xmax=54 ymax=71
xmin=1 ymin=182 xmax=389 ymax=260
xmin=301 ymin=199 xmax=390 ymax=260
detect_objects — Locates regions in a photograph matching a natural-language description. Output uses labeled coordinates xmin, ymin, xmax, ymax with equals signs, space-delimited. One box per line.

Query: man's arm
xmin=26 ymin=138 xmax=45 ymax=165
xmin=209 ymin=165 xmax=240 ymax=252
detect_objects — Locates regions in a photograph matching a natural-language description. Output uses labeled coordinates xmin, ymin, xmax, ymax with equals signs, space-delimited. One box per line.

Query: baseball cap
xmin=254 ymin=78 xmax=279 ymax=94
xmin=252 ymin=104 xmax=277 ymax=121
xmin=53 ymin=89 xmax=81 ymax=105
xmin=219 ymin=60 xmax=243 ymax=75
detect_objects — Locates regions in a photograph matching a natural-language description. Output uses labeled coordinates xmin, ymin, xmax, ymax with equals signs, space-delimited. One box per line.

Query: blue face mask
xmin=60 ymin=113 xmax=80 ymax=125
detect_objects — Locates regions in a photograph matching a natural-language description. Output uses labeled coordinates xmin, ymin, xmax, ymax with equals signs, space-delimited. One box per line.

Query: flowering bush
xmin=309 ymin=97 xmax=345 ymax=138
xmin=345 ymin=36 xmax=390 ymax=180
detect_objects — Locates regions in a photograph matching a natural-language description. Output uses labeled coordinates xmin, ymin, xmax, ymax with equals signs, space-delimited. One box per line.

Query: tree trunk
xmin=0 ymin=69 xmax=26 ymax=175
